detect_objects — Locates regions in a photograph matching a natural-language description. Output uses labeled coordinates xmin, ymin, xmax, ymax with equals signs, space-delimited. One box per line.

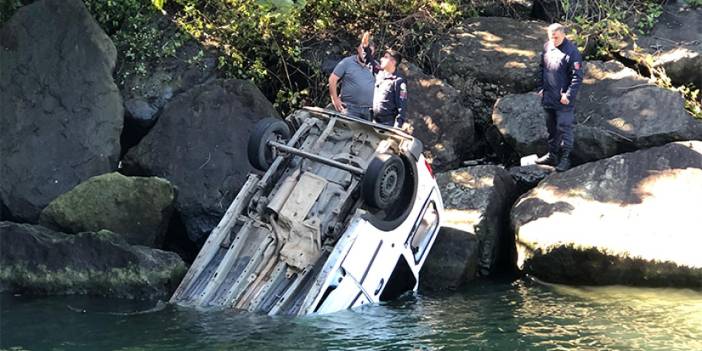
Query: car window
xmin=410 ymin=201 xmax=439 ymax=263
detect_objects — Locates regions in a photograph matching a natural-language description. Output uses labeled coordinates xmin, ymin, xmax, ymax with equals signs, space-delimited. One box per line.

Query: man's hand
xmin=560 ymin=93 xmax=570 ymax=105
xmin=537 ymin=89 xmax=543 ymax=97
xmin=332 ymin=97 xmax=346 ymax=112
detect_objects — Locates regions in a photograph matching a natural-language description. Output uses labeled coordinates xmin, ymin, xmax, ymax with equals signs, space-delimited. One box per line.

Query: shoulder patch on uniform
xmin=574 ymin=62 xmax=581 ymax=70
xmin=399 ymin=82 xmax=407 ymax=99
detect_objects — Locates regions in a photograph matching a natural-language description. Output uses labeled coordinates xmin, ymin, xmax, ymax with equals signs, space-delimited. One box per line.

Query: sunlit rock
xmin=622 ymin=2 xmax=701 ymax=89
xmin=398 ymin=63 xmax=474 ymax=170
xmin=432 ymin=17 xmax=546 ymax=94
xmin=511 ymin=141 xmax=702 ymax=288
xmin=492 ymin=61 xmax=702 ymax=164
xmin=421 ymin=165 xmax=518 ymax=290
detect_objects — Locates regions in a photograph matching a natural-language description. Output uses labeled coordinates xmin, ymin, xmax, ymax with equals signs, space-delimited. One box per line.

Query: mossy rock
xmin=39 ymin=172 xmax=175 ymax=248
xmin=0 ymin=222 xmax=186 ymax=299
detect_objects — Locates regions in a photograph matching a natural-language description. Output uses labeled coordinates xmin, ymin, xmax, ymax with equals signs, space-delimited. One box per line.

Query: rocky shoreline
xmin=1 ymin=0 xmax=701 ymax=299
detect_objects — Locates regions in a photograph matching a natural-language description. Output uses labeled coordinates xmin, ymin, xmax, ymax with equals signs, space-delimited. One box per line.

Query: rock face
xmin=39 ymin=173 xmax=175 ymax=248
xmin=511 ymin=141 xmax=702 ymax=288
xmin=123 ymin=79 xmax=278 ymax=243
xmin=0 ymin=222 xmax=186 ymax=299
xmin=0 ymin=0 xmax=123 ymax=222
xmin=398 ymin=63 xmax=474 ymax=170
xmin=419 ymin=227 xmax=479 ymax=291
xmin=492 ymin=61 xmax=702 ymax=163
xmin=433 ymin=17 xmax=547 ymax=94
xmin=421 ymin=165 xmax=518 ymax=289
xmin=624 ymin=2 xmax=702 ymax=89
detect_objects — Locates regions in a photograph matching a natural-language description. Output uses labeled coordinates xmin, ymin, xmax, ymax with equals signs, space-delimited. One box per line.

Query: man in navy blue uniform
xmin=535 ymin=23 xmax=584 ymax=172
xmin=372 ymin=49 xmax=407 ymax=128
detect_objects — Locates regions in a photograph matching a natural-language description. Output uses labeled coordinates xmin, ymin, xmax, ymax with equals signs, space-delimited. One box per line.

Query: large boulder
xmin=511 ymin=141 xmax=702 ymax=288
xmin=0 ymin=222 xmax=186 ymax=299
xmin=492 ymin=61 xmax=702 ymax=163
xmin=122 ymin=79 xmax=278 ymax=243
xmin=421 ymin=165 xmax=518 ymax=289
xmin=419 ymin=227 xmax=479 ymax=291
xmin=432 ymin=17 xmax=547 ymax=95
xmin=0 ymin=0 xmax=123 ymax=222
xmin=398 ymin=63 xmax=475 ymax=170
xmin=623 ymin=2 xmax=702 ymax=89
xmin=38 ymin=173 xmax=175 ymax=248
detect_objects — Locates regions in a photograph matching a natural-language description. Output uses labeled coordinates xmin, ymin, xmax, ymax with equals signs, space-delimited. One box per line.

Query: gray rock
xmin=432 ymin=17 xmax=547 ymax=94
xmin=39 ymin=173 xmax=175 ymax=248
xmin=430 ymin=165 xmax=518 ymax=281
xmin=623 ymin=2 xmax=702 ymax=89
xmin=122 ymin=79 xmax=279 ymax=243
xmin=398 ymin=63 xmax=475 ymax=171
xmin=419 ymin=227 xmax=479 ymax=291
xmin=511 ymin=141 xmax=702 ymax=288
xmin=0 ymin=221 xmax=186 ymax=299
xmin=509 ymin=165 xmax=552 ymax=193
xmin=493 ymin=61 xmax=702 ymax=163
xmin=0 ymin=0 xmax=123 ymax=222
xmin=121 ymin=37 xmax=219 ymax=130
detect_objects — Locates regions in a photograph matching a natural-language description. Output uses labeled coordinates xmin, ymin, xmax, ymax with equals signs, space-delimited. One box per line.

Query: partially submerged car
xmin=170 ymin=107 xmax=444 ymax=315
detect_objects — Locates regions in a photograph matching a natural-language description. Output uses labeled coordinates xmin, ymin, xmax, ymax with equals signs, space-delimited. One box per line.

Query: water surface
xmin=2 ymin=278 xmax=701 ymax=350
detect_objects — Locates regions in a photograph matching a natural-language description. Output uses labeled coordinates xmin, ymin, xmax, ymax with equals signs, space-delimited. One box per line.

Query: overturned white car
xmin=170 ymin=107 xmax=444 ymax=315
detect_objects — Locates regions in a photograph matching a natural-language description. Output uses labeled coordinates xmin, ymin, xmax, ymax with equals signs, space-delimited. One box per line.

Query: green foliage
xmin=0 ymin=0 xmax=22 ymax=26
xmin=83 ymin=0 xmax=188 ymax=87
xmin=636 ymin=1 xmax=663 ymax=34
xmin=684 ymin=0 xmax=702 ymax=8
xmin=165 ymin=0 xmax=463 ymax=111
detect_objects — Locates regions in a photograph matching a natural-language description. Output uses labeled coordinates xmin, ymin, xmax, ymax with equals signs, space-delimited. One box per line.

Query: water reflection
xmin=1 ymin=278 xmax=701 ymax=350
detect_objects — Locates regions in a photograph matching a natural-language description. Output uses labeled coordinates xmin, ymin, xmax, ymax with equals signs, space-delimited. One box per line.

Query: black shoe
xmin=535 ymin=152 xmax=558 ymax=166
xmin=555 ymin=153 xmax=571 ymax=172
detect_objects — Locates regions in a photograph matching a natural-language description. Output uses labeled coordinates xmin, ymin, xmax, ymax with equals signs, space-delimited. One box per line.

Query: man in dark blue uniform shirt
xmin=535 ymin=23 xmax=584 ymax=172
xmin=372 ymin=49 xmax=407 ymax=128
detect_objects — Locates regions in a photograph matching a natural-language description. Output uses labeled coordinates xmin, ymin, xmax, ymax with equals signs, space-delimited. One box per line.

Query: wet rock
xmin=511 ymin=141 xmax=702 ymax=288
xmin=122 ymin=79 xmax=279 ymax=243
xmin=0 ymin=0 xmax=123 ymax=222
xmin=509 ymin=165 xmax=552 ymax=193
xmin=0 ymin=222 xmax=186 ymax=299
xmin=425 ymin=166 xmax=518 ymax=285
xmin=39 ymin=173 xmax=175 ymax=248
xmin=398 ymin=63 xmax=475 ymax=170
xmin=432 ymin=17 xmax=547 ymax=94
xmin=492 ymin=61 xmax=702 ymax=164
xmin=622 ymin=2 xmax=702 ymax=89
xmin=420 ymin=227 xmax=479 ymax=291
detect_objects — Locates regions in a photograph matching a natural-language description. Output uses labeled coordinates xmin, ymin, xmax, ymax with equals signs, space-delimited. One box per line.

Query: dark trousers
xmin=544 ymin=108 xmax=575 ymax=154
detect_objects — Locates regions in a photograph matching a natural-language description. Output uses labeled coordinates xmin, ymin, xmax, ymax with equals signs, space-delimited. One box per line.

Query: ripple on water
xmin=1 ymin=279 xmax=701 ymax=351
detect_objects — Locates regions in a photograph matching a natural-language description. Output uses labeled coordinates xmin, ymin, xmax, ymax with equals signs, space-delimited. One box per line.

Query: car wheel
xmin=362 ymin=153 xmax=406 ymax=209
xmin=247 ymin=117 xmax=291 ymax=171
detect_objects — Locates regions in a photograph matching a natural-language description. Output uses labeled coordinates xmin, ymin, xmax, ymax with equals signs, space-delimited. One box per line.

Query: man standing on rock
xmin=535 ymin=23 xmax=584 ymax=172
xmin=372 ymin=49 xmax=408 ymax=128
xmin=328 ymin=32 xmax=376 ymax=120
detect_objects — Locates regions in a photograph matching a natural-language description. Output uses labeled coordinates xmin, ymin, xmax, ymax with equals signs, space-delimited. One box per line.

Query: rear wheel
xmin=248 ymin=117 xmax=291 ymax=171
xmin=362 ymin=154 xmax=406 ymax=209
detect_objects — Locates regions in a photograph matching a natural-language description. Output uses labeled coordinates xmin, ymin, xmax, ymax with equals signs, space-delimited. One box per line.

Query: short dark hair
xmin=385 ymin=49 xmax=402 ymax=65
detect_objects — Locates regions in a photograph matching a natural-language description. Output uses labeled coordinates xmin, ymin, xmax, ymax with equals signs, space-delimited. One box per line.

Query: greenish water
xmin=1 ymin=278 xmax=701 ymax=350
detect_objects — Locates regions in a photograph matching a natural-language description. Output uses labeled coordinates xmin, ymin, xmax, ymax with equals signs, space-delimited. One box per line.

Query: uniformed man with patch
xmin=372 ymin=49 xmax=407 ymax=128
xmin=535 ymin=23 xmax=584 ymax=172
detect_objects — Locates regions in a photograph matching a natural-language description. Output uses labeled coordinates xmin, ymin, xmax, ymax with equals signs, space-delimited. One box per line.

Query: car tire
xmin=362 ymin=153 xmax=406 ymax=209
xmin=248 ymin=117 xmax=291 ymax=171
